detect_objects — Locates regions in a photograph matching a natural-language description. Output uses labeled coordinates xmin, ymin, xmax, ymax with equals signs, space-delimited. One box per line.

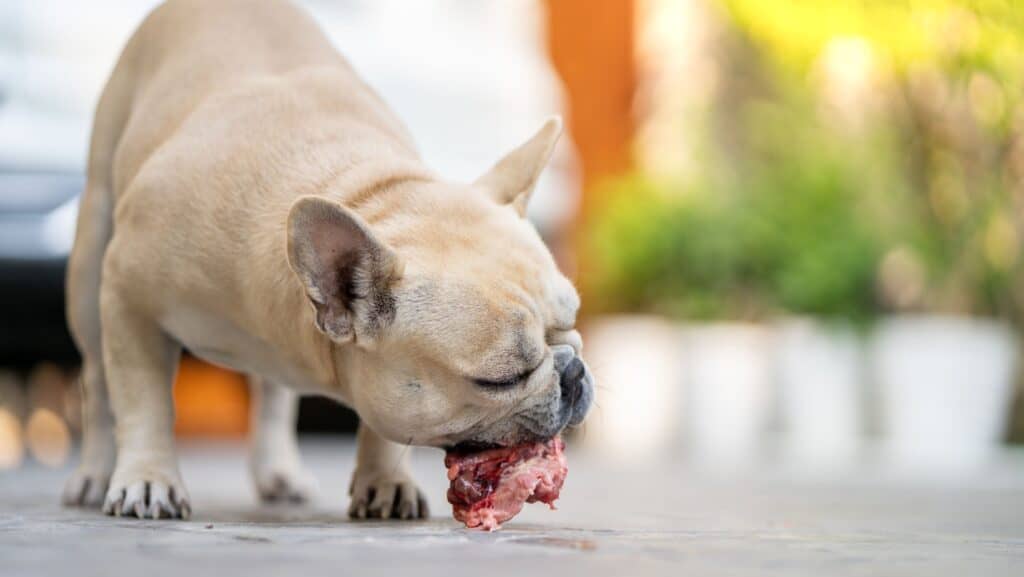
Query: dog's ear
xmin=287 ymin=196 xmax=403 ymax=345
xmin=475 ymin=116 xmax=562 ymax=216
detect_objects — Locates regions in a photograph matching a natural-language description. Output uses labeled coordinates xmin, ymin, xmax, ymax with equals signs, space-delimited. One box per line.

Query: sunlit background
xmin=1 ymin=0 xmax=1023 ymax=481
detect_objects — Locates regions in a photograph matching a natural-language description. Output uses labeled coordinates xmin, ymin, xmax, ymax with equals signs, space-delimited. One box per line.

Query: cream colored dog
xmin=61 ymin=0 xmax=593 ymax=520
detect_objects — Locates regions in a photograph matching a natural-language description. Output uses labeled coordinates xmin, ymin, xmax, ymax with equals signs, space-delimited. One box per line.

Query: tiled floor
xmin=2 ymin=440 xmax=1023 ymax=576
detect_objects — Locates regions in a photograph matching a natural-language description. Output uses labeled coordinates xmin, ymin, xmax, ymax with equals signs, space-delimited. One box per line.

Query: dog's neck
xmin=270 ymin=157 xmax=436 ymax=403
xmin=330 ymin=166 xmax=433 ymax=217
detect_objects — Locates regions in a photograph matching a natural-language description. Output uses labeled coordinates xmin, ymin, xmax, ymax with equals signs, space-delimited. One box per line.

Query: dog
xmin=61 ymin=0 xmax=594 ymax=520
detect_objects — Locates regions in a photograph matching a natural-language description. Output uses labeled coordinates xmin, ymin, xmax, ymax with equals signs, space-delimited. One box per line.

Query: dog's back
xmin=73 ymin=0 xmax=421 ymax=343
xmin=109 ymin=0 xmax=368 ymax=195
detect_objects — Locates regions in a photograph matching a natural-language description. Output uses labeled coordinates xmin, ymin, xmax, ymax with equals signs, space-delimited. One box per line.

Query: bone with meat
xmin=445 ymin=437 xmax=567 ymax=530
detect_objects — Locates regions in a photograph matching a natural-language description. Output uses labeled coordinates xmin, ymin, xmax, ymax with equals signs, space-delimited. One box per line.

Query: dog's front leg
xmin=249 ymin=376 xmax=317 ymax=503
xmin=348 ymin=423 xmax=429 ymax=520
xmin=100 ymin=285 xmax=190 ymax=519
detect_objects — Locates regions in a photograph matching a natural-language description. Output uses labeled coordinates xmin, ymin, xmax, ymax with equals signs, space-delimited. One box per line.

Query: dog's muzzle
xmin=553 ymin=344 xmax=594 ymax=427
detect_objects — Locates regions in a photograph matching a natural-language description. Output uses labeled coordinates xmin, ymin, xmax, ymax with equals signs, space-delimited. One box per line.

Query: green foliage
xmin=744 ymin=157 xmax=882 ymax=322
xmin=587 ymin=143 xmax=883 ymax=322
xmin=587 ymin=177 xmax=759 ymax=320
xmin=585 ymin=0 xmax=1024 ymax=325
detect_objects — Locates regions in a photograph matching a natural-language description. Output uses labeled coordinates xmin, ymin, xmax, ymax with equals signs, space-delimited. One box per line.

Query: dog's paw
xmin=62 ymin=466 xmax=111 ymax=508
xmin=253 ymin=463 xmax=318 ymax=504
xmin=348 ymin=469 xmax=429 ymax=520
xmin=103 ymin=465 xmax=190 ymax=520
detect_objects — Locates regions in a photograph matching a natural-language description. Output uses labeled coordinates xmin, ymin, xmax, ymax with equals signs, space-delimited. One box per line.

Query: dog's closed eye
xmin=472 ymin=359 xmax=543 ymax=389
xmin=473 ymin=376 xmax=525 ymax=389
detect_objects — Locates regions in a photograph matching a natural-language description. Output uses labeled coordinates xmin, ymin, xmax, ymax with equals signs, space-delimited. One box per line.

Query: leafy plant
xmin=586 ymin=138 xmax=883 ymax=323
xmin=585 ymin=0 xmax=1024 ymax=326
xmin=586 ymin=176 xmax=763 ymax=320
xmin=718 ymin=0 xmax=1024 ymax=322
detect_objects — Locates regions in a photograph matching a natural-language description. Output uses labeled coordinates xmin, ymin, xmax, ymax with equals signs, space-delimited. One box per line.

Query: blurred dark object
xmin=1010 ymin=367 xmax=1024 ymax=444
xmin=0 ymin=170 xmax=81 ymax=369
xmin=298 ymin=397 xmax=358 ymax=434
xmin=0 ymin=258 xmax=76 ymax=368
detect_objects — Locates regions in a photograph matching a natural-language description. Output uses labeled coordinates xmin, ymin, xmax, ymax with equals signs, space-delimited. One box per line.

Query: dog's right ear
xmin=287 ymin=196 xmax=403 ymax=345
xmin=475 ymin=116 xmax=562 ymax=216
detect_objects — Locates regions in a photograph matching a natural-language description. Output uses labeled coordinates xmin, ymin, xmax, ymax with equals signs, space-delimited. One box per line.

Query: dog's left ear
xmin=287 ymin=196 xmax=403 ymax=345
xmin=475 ymin=116 xmax=562 ymax=216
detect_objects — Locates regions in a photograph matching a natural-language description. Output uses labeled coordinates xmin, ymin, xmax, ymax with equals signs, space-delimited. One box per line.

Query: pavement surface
xmin=2 ymin=439 xmax=1023 ymax=576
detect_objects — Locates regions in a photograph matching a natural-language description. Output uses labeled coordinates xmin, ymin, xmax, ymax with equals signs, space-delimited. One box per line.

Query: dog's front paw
xmin=252 ymin=461 xmax=317 ymax=504
xmin=62 ymin=466 xmax=112 ymax=508
xmin=103 ymin=463 xmax=190 ymax=519
xmin=348 ymin=469 xmax=429 ymax=520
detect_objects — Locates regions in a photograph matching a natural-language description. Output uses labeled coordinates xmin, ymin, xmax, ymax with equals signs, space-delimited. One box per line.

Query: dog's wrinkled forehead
xmin=397 ymin=270 xmax=574 ymax=374
xmin=400 ymin=279 xmax=533 ymax=350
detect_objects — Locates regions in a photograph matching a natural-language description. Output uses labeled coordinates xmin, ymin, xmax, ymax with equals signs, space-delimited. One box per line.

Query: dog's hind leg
xmin=248 ymin=376 xmax=317 ymax=503
xmin=62 ymin=191 xmax=116 ymax=507
xmin=61 ymin=51 xmax=135 ymax=508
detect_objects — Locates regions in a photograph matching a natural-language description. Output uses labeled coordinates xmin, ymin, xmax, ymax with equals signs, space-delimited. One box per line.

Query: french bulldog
xmin=61 ymin=0 xmax=594 ymax=520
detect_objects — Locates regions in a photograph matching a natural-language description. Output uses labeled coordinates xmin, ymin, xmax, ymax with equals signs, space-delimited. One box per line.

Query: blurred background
xmin=1 ymin=0 xmax=1023 ymax=479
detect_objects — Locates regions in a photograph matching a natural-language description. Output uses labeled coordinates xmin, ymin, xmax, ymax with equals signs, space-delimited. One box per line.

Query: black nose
xmin=561 ymin=357 xmax=585 ymax=387
xmin=559 ymin=357 xmax=585 ymax=403
xmin=558 ymin=356 xmax=593 ymax=427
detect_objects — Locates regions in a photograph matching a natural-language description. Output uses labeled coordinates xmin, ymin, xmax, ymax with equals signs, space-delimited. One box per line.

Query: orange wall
xmin=546 ymin=0 xmax=635 ymax=213
xmin=546 ymin=0 xmax=636 ymax=311
xmin=173 ymin=356 xmax=249 ymax=437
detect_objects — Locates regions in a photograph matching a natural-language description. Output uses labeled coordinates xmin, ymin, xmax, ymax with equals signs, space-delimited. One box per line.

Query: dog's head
xmin=286 ymin=117 xmax=593 ymax=448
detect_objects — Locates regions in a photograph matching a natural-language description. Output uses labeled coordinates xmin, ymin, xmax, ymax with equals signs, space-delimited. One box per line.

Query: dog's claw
xmin=62 ymin=469 xmax=111 ymax=508
xmin=348 ymin=472 xmax=428 ymax=521
xmin=254 ymin=469 xmax=317 ymax=504
xmin=398 ymin=498 xmax=414 ymax=520
xmin=102 ymin=488 xmax=124 ymax=516
xmin=104 ymin=475 xmax=190 ymax=520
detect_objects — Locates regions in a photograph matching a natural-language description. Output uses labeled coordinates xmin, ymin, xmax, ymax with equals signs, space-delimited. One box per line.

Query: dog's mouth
xmin=446 ymin=412 xmax=570 ymax=454
xmin=445 ymin=440 xmax=504 ymax=454
xmin=446 ymin=428 xmax=559 ymax=454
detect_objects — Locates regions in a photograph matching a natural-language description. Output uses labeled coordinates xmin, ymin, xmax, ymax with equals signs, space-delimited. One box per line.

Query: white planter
xmin=682 ymin=323 xmax=773 ymax=467
xmin=775 ymin=319 xmax=864 ymax=470
xmin=578 ymin=316 xmax=683 ymax=462
xmin=872 ymin=315 xmax=1018 ymax=473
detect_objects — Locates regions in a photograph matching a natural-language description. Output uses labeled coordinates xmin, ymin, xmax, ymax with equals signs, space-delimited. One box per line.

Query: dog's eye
xmin=473 ymin=376 xmax=523 ymax=389
xmin=471 ymin=359 xmax=543 ymax=389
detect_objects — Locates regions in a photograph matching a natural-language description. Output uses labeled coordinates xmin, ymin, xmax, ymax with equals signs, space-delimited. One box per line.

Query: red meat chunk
xmin=445 ymin=437 xmax=567 ymax=531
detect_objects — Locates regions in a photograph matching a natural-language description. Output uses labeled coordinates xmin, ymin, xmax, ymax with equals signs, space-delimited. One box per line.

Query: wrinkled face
xmin=348 ymin=213 xmax=594 ymax=449
xmin=287 ymin=117 xmax=592 ymax=448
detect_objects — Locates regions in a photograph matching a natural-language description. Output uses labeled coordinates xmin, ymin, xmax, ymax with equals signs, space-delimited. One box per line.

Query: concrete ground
xmin=2 ymin=440 xmax=1023 ymax=576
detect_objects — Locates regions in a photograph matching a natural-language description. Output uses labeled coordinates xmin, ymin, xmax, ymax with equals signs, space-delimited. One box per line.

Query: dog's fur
xmin=62 ymin=0 xmax=593 ymax=520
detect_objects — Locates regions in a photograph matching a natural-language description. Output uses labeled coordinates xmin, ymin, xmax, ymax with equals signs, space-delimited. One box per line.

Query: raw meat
xmin=445 ymin=437 xmax=567 ymax=531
